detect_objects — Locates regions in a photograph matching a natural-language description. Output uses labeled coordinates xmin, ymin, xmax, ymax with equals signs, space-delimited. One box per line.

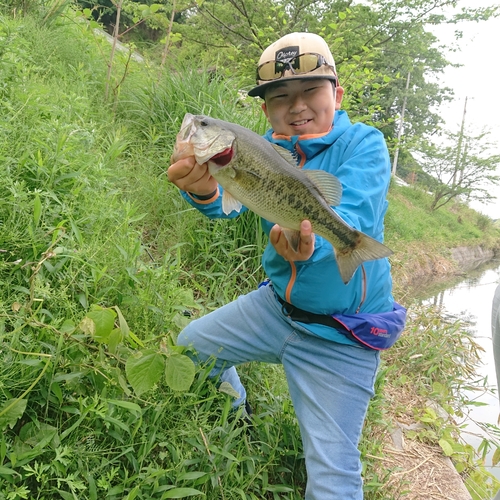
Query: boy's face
xmin=262 ymin=79 xmax=344 ymax=137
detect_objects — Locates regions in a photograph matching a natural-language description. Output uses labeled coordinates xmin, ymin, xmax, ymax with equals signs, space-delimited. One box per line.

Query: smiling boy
xmin=168 ymin=33 xmax=395 ymax=499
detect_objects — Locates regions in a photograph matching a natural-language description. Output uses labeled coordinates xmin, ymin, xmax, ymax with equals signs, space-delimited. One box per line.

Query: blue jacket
xmin=181 ymin=110 xmax=394 ymax=344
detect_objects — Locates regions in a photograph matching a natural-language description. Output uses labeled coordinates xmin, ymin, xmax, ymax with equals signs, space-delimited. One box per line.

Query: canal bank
xmin=423 ymin=264 xmax=500 ymax=480
xmin=392 ymin=243 xmax=499 ymax=299
xmin=380 ymin=244 xmax=500 ymax=499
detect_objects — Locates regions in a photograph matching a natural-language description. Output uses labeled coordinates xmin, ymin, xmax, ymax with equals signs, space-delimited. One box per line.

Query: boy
xmin=168 ymin=32 xmax=394 ymax=499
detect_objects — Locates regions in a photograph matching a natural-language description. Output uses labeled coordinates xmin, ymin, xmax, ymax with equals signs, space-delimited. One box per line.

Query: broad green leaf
xmin=170 ymin=33 xmax=182 ymax=44
xmin=432 ymin=381 xmax=445 ymax=395
xmin=0 ymin=466 xmax=17 ymax=476
xmin=173 ymin=312 xmax=191 ymax=330
xmin=19 ymin=422 xmax=58 ymax=448
xmin=175 ymin=288 xmax=198 ymax=309
xmin=86 ymin=305 xmax=116 ymax=343
xmin=164 ymin=353 xmax=195 ymax=392
xmin=60 ymin=319 xmax=76 ymax=334
xmin=114 ymin=305 xmax=130 ymax=337
xmin=126 ymin=350 xmax=165 ymax=396
xmin=15 ymin=429 xmax=60 ymax=458
xmin=162 ymin=488 xmax=205 ymax=498
xmin=61 ymin=406 xmax=80 ymax=415
xmin=438 ymin=438 xmax=454 ymax=456
xmin=107 ymin=399 xmax=142 ymax=416
xmin=51 ymin=382 xmax=63 ymax=404
xmin=218 ymin=381 xmax=241 ymax=399
xmin=108 ymin=328 xmax=123 ymax=354
xmin=125 ymin=485 xmax=140 ymax=500
xmin=57 ymin=490 xmax=74 ymax=500
xmin=0 ymin=399 xmax=27 ymax=431
xmin=79 ymin=316 xmax=94 ymax=335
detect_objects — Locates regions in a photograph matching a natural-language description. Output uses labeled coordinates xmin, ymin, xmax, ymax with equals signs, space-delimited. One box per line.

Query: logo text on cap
xmin=275 ymin=46 xmax=299 ymax=62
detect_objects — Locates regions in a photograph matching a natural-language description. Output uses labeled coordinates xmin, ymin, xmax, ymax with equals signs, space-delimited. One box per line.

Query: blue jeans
xmin=177 ymin=284 xmax=380 ymax=499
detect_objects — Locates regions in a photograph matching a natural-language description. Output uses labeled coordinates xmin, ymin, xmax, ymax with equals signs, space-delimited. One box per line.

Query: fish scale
xmin=172 ymin=113 xmax=393 ymax=284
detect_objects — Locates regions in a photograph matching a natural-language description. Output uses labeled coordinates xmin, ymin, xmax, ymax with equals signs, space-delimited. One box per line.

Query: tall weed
xmin=1 ymin=8 xmax=499 ymax=500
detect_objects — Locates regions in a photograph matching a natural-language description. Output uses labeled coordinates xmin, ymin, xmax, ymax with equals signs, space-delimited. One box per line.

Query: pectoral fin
xmin=222 ymin=189 xmax=243 ymax=215
xmin=282 ymin=228 xmax=301 ymax=252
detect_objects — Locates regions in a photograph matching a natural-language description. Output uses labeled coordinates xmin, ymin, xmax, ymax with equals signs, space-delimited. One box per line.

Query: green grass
xmin=1 ymin=8 xmax=500 ymax=499
xmin=386 ymin=183 xmax=499 ymax=250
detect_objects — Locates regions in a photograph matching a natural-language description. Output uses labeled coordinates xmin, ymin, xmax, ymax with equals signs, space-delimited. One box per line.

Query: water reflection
xmin=420 ymin=260 xmax=500 ymax=479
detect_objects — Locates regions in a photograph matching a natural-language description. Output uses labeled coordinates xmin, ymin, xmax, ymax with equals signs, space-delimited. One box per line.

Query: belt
xmin=275 ymin=293 xmax=346 ymax=331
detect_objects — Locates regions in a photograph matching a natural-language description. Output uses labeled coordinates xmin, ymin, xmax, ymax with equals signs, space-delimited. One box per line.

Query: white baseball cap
xmin=248 ymin=32 xmax=338 ymax=98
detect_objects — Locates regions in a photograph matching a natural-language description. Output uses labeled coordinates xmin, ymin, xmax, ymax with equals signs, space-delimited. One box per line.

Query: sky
xmin=429 ymin=0 xmax=500 ymax=219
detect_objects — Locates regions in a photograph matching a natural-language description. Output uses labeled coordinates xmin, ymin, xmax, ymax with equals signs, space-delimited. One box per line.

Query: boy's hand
xmin=167 ymin=156 xmax=218 ymax=196
xmin=270 ymin=220 xmax=315 ymax=261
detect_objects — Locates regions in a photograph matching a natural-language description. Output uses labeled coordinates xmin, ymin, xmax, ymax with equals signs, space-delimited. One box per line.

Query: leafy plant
xmin=1 ymin=7 xmax=500 ymax=500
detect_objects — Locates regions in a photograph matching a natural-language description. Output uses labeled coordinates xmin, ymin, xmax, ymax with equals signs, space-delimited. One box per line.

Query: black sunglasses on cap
xmin=256 ymin=52 xmax=336 ymax=82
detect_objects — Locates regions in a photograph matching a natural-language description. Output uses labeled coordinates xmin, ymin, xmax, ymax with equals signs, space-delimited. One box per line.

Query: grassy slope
xmin=1 ymin=10 xmax=500 ymax=499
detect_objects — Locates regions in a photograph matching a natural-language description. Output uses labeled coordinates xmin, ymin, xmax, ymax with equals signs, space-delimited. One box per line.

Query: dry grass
xmin=376 ymin=383 xmax=473 ymax=499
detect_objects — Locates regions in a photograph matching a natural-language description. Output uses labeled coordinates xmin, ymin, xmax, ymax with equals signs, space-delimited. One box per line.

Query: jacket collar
xmin=263 ymin=110 xmax=351 ymax=162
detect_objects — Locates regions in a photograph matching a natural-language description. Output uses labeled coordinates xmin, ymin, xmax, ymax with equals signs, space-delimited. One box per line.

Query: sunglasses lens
xmin=257 ymin=53 xmax=327 ymax=82
xmin=293 ymin=54 xmax=321 ymax=74
xmin=258 ymin=61 xmax=286 ymax=81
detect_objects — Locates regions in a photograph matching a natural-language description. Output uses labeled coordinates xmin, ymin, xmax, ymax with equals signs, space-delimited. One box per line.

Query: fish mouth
xmin=194 ymin=146 xmax=234 ymax=166
xmin=209 ymin=147 xmax=234 ymax=166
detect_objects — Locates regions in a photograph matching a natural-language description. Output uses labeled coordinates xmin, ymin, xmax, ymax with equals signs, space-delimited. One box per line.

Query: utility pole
xmin=391 ymin=71 xmax=411 ymax=177
xmin=453 ymin=96 xmax=468 ymax=186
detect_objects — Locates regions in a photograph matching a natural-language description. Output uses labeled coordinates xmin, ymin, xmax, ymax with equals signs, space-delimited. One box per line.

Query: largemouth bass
xmin=172 ymin=113 xmax=393 ymax=284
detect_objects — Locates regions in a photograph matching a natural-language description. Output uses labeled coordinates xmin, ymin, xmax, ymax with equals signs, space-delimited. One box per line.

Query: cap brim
xmin=248 ymin=74 xmax=337 ymax=98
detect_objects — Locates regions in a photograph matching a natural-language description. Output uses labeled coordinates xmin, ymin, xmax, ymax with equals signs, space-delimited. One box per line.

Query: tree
xmin=71 ymin=0 xmax=499 ymax=166
xmin=416 ymin=128 xmax=500 ymax=211
xmin=166 ymin=0 xmax=498 ymax=139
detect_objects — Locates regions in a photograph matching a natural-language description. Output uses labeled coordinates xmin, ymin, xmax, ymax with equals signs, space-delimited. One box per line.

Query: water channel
xmin=419 ymin=259 xmax=500 ymax=482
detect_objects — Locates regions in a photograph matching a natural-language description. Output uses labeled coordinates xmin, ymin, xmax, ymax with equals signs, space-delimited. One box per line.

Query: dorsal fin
xmin=271 ymin=144 xmax=298 ymax=167
xmin=303 ymin=170 xmax=343 ymax=206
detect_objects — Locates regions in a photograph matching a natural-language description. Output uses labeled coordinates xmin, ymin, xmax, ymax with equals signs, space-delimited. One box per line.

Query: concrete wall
xmin=450 ymin=245 xmax=496 ymax=272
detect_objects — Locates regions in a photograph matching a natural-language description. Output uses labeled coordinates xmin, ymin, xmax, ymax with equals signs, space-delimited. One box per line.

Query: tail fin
xmin=335 ymin=234 xmax=393 ymax=284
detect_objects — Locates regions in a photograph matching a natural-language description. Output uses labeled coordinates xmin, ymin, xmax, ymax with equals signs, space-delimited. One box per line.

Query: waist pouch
xmin=274 ymin=291 xmax=406 ymax=351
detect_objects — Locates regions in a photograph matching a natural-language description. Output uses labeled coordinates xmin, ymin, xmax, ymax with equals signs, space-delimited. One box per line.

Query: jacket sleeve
xmin=180 ymin=186 xmax=248 ymax=219
xmin=331 ymin=127 xmax=391 ymax=240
